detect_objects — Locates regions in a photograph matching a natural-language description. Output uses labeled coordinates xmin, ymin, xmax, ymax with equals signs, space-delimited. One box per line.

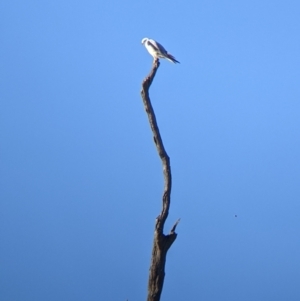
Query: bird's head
xmin=141 ymin=38 xmax=148 ymax=45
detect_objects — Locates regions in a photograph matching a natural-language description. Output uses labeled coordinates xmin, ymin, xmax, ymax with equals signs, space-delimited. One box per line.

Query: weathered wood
xmin=141 ymin=59 xmax=180 ymax=301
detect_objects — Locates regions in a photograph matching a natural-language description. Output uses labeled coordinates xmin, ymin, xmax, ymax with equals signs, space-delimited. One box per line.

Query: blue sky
xmin=1 ymin=0 xmax=300 ymax=300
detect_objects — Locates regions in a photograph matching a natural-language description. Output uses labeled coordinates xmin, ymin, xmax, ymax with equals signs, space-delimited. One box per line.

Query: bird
xmin=141 ymin=38 xmax=180 ymax=64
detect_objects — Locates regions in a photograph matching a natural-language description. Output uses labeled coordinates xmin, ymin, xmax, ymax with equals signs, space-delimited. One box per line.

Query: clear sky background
xmin=1 ymin=0 xmax=300 ymax=300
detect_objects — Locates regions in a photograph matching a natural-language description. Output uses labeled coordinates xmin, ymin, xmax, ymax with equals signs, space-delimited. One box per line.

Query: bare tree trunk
xmin=141 ymin=59 xmax=180 ymax=301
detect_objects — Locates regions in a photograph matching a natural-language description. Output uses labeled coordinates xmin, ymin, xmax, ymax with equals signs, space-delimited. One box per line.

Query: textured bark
xmin=141 ymin=59 xmax=180 ymax=301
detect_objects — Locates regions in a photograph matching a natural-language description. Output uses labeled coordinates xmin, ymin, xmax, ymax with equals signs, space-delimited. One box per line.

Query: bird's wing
xmin=148 ymin=39 xmax=168 ymax=55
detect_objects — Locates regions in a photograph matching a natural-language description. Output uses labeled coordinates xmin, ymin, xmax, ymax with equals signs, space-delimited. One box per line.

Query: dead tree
xmin=141 ymin=58 xmax=180 ymax=301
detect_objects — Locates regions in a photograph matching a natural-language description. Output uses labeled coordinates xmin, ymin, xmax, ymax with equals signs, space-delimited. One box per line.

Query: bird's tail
xmin=166 ymin=53 xmax=180 ymax=64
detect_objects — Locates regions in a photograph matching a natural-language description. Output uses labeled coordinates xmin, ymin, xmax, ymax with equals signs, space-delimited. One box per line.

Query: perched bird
xmin=141 ymin=38 xmax=180 ymax=64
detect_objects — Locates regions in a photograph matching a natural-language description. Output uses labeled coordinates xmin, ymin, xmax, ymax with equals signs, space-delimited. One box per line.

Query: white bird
xmin=141 ymin=38 xmax=180 ymax=64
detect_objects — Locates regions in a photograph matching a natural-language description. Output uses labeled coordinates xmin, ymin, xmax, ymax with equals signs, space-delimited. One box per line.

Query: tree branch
xmin=141 ymin=58 xmax=179 ymax=301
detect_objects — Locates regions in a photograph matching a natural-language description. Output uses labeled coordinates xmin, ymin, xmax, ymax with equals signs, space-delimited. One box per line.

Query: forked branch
xmin=141 ymin=58 xmax=180 ymax=301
